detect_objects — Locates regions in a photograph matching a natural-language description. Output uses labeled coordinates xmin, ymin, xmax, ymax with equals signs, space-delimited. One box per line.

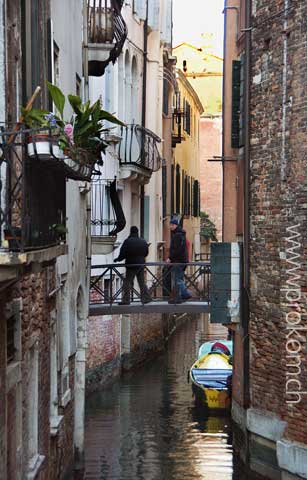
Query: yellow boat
xmin=190 ymin=341 xmax=233 ymax=411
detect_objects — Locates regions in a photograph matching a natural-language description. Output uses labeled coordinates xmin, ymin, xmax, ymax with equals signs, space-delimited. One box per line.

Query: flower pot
xmin=27 ymin=133 xmax=64 ymax=160
xmin=64 ymin=156 xmax=93 ymax=181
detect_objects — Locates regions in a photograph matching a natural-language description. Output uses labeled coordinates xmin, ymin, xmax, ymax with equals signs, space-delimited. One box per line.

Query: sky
xmin=173 ymin=0 xmax=225 ymax=57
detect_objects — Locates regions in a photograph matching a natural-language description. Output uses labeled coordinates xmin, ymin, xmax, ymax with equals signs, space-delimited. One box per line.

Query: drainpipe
xmin=73 ymin=0 xmax=89 ymax=472
xmin=140 ymin=0 xmax=149 ymax=237
xmin=221 ymin=0 xmax=227 ymax=241
xmin=242 ymin=0 xmax=251 ymax=409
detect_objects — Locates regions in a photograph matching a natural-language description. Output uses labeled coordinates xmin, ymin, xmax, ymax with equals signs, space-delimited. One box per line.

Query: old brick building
xmin=0 ymin=0 xmax=89 ymax=478
xmin=224 ymin=0 xmax=307 ymax=478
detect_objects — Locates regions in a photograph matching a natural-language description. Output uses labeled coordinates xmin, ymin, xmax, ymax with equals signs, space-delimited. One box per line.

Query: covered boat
xmin=190 ymin=340 xmax=233 ymax=411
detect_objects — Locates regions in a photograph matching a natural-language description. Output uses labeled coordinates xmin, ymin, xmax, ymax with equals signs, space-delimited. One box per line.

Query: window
xmin=183 ymin=99 xmax=191 ymax=135
xmin=27 ymin=343 xmax=39 ymax=464
xmin=7 ymin=316 xmax=15 ymax=364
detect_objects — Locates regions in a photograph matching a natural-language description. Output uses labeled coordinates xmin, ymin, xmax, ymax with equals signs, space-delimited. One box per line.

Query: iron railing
xmin=91 ymin=177 xmax=127 ymax=237
xmin=0 ymin=126 xmax=66 ymax=251
xmin=90 ymin=261 xmax=210 ymax=306
xmin=88 ymin=0 xmax=127 ymax=75
xmin=118 ymin=124 xmax=162 ymax=173
xmin=195 ymin=252 xmax=211 ymax=262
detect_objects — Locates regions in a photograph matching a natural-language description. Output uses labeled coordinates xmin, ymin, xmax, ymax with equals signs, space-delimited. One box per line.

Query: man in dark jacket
xmin=114 ymin=226 xmax=151 ymax=305
xmin=167 ymin=218 xmax=191 ymax=303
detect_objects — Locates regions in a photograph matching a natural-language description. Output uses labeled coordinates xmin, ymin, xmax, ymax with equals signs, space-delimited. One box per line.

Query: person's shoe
xmin=119 ymin=301 xmax=130 ymax=305
xmin=182 ymin=294 xmax=192 ymax=302
xmin=142 ymin=298 xmax=152 ymax=304
xmin=168 ymin=298 xmax=183 ymax=304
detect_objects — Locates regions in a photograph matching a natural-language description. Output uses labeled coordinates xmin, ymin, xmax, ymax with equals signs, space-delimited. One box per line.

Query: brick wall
xmin=249 ymin=0 xmax=307 ymax=444
xmin=86 ymin=312 xmax=165 ymax=391
xmin=0 ymin=266 xmax=76 ymax=479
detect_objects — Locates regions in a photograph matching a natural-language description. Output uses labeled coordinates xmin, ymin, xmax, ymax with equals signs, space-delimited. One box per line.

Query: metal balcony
xmin=87 ymin=0 xmax=127 ymax=76
xmin=0 ymin=126 xmax=67 ymax=254
xmin=91 ymin=178 xmax=126 ymax=254
xmin=118 ymin=125 xmax=162 ymax=183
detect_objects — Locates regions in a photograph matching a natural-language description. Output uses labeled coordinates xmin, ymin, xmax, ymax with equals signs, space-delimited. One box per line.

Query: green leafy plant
xmin=200 ymin=211 xmax=217 ymax=241
xmin=22 ymin=82 xmax=125 ymax=167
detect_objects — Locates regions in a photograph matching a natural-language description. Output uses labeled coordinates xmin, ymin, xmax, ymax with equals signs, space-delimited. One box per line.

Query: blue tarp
xmin=191 ymin=368 xmax=232 ymax=389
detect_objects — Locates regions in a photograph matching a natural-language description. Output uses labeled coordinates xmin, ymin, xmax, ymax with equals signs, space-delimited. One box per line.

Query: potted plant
xmin=22 ymin=82 xmax=124 ymax=180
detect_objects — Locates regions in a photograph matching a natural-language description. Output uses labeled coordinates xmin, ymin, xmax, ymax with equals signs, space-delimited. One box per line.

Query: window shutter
xmin=193 ymin=180 xmax=199 ymax=217
xmin=231 ymin=60 xmax=241 ymax=148
xmin=171 ymin=164 xmax=174 ymax=215
xmin=175 ymin=164 xmax=181 ymax=214
xmin=135 ymin=0 xmax=146 ymax=20
xmin=148 ymin=0 xmax=159 ymax=30
xmin=162 ymin=164 xmax=167 ymax=218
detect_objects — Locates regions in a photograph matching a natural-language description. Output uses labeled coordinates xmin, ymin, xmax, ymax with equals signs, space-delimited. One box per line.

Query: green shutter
xmin=231 ymin=60 xmax=241 ymax=149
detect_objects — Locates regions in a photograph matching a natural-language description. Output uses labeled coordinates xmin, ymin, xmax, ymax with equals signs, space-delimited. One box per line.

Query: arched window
xmin=124 ymin=50 xmax=131 ymax=123
xmin=131 ymin=56 xmax=138 ymax=124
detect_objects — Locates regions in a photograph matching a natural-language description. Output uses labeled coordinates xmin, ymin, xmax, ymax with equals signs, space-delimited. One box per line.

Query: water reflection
xmin=84 ymin=315 xmax=252 ymax=479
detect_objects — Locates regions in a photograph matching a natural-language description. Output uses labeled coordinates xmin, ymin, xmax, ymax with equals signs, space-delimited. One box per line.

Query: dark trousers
xmin=122 ymin=267 xmax=151 ymax=304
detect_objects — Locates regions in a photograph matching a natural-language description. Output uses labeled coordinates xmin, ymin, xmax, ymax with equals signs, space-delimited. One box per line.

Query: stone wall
xmin=249 ymin=0 xmax=307 ymax=447
xmin=86 ymin=313 xmax=165 ymax=392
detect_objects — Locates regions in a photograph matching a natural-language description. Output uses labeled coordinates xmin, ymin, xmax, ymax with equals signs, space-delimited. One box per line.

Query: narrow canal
xmin=84 ymin=316 xmax=263 ymax=480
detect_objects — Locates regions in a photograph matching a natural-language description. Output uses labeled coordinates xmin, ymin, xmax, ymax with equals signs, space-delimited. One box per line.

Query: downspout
xmin=140 ymin=0 xmax=149 ymax=237
xmin=242 ymin=0 xmax=251 ymax=408
xmin=73 ymin=0 xmax=89 ymax=472
xmin=221 ymin=0 xmax=227 ymax=241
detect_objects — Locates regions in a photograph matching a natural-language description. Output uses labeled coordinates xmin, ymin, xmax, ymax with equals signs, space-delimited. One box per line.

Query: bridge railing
xmin=90 ymin=261 xmax=211 ymax=306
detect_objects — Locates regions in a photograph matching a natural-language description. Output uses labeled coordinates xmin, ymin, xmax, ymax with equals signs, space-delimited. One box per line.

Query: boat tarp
xmin=198 ymin=340 xmax=233 ymax=359
xmin=191 ymin=368 xmax=232 ymax=389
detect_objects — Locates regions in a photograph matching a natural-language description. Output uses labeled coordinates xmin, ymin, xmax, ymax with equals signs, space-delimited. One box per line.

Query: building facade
xmin=0 ymin=1 xmax=88 ymax=478
xmin=168 ymin=69 xmax=203 ymax=259
xmin=173 ymin=41 xmax=223 ymax=242
xmin=86 ymin=0 xmax=175 ymax=388
xmin=224 ymin=0 xmax=307 ymax=478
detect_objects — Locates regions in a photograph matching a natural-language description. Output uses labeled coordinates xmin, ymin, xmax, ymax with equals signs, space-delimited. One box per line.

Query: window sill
xmin=26 ymin=454 xmax=45 ymax=480
xmin=50 ymin=415 xmax=64 ymax=437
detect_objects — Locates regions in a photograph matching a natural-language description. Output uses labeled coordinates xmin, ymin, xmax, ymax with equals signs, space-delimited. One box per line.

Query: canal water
xmin=84 ymin=316 xmax=263 ymax=480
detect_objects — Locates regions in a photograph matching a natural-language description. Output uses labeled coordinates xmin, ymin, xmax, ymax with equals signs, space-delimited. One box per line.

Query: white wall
xmin=50 ymin=0 xmax=87 ymax=463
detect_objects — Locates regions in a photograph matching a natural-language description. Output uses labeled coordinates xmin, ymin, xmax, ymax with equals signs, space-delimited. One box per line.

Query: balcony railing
xmin=90 ymin=261 xmax=211 ymax=306
xmin=0 ymin=126 xmax=66 ymax=251
xmin=118 ymin=124 xmax=162 ymax=174
xmin=87 ymin=0 xmax=127 ymax=76
xmin=91 ymin=177 xmax=126 ymax=254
